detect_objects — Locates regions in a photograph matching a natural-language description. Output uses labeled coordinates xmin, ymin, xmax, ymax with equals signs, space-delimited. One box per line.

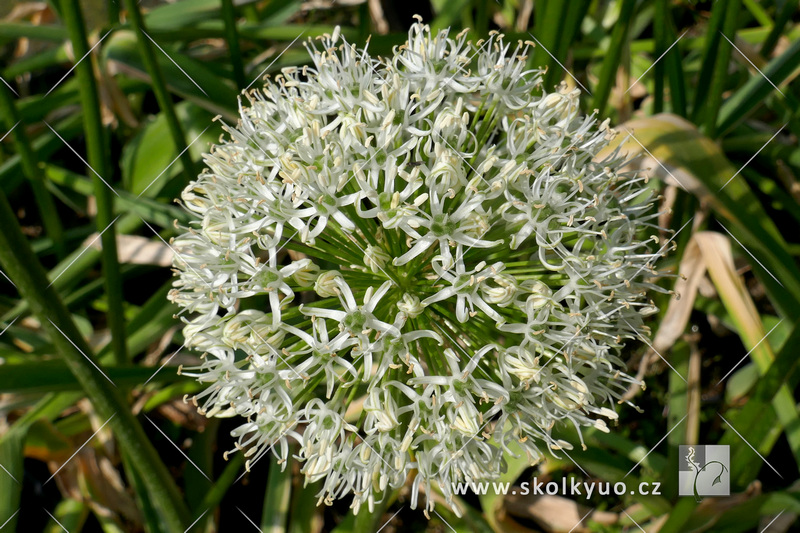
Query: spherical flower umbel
xmin=170 ymin=18 xmax=667 ymax=516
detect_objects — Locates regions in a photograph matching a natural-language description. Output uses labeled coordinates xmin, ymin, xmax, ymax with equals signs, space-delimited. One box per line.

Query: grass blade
xmin=720 ymin=319 xmax=800 ymax=486
xmin=716 ymin=36 xmax=800 ymax=135
xmin=691 ymin=0 xmax=729 ymax=120
xmin=591 ymin=0 xmax=637 ymax=116
xmin=655 ymin=0 xmax=687 ymax=116
xmin=0 ymin=360 xmax=188 ymax=393
xmin=697 ymin=232 xmax=800 ymax=469
xmin=220 ymin=0 xmax=245 ymax=89
xmin=262 ymin=455 xmax=293 ymax=533
xmin=0 ymin=190 xmax=192 ymax=530
xmin=0 ymin=84 xmax=65 ymax=258
xmin=59 ymin=0 xmax=128 ymax=364
xmin=760 ymin=0 xmax=797 ymax=57
xmin=530 ymin=0 xmax=564 ymax=90
xmin=120 ymin=0 xmax=198 ymax=182
xmin=699 ymin=0 xmax=741 ymax=136
xmin=603 ymin=114 xmax=800 ymax=320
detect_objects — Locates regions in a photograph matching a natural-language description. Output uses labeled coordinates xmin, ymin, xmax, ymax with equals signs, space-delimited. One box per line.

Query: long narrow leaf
xmin=0 ymin=191 xmax=192 ymax=530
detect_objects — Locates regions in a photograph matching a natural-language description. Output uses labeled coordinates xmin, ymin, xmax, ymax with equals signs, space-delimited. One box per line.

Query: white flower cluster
xmin=170 ymin=19 xmax=666 ymax=516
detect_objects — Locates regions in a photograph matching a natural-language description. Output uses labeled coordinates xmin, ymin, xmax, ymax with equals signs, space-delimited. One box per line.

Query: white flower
xmin=422 ymin=256 xmax=505 ymax=323
xmin=171 ymin=19 xmax=668 ymax=517
xmin=363 ymin=244 xmax=391 ymax=273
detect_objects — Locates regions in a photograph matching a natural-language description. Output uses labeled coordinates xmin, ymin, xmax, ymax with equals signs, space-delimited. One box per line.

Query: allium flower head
xmin=170 ymin=19 xmax=666 ymax=515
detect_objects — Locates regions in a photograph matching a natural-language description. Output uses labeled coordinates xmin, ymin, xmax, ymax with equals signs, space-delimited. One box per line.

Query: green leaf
xmin=0 ymin=22 xmax=68 ymax=41
xmin=43 ymin=499 xmax=89 ymax=533
xmin=700 ymin=0 xmax=741 ymax=136
xmin=0 ymin=422 xmax=25 ymax=531
xmin=477 ymin=440 xmax=534 ymax=532
xmin=431 ymin=0 xmax=473 ymax=32
xmin=0 ymin=114 xmax=84 ymax=196
xmin=591 ymin=0 xmax=637 ymax=116
xmin=0 ymin=360 xmax=189 ymax=393
xmin=0 ymin=393 xmax=80 ymax=532
xmin=717 ymin=37 xmax=800 ymax=135
xmin=144 ymin=0 xmax=222 ymax=30
xmin=262 ymin=455 xmax=293 ymax=533
xmin=103 ymin=30 xmax=238 ymax=118
xmin=44 ymin=164 xmax=193 ymax=227
xmin=721 ymin=318 xmax=800 ymax=486
xmin=121 ymin=101 xmax=219 ymax=197
xmin=603 ymin=114 xmax=800 ymax=320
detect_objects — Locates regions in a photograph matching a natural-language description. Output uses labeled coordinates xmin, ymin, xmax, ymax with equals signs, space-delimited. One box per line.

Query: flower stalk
xmin=0 ymin=191 xmax=192 ymax=530
xmin=60 ymin=0 xmax=128 ymax=364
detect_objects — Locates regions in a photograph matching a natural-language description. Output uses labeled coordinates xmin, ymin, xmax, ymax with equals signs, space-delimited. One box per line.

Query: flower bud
xmin=292 ymin=258 xmax=320 ymax=287
xmin=314 ymin=271 xmax=343 ymax=298
xmin=397 ymin=293 xmax=424 ymax=318
xmin=363 ymin=245 xmax=391 ymax=273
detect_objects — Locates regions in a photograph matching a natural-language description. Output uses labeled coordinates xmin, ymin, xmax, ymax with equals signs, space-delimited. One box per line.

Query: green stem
xmin=197 ymin=453 xmax=244 ymax=514
xmin=760 ymin=0 xmax=796 ymax=57
xmin=702 ymin=0 xmax=741 ymax=137
xmin=59 ymin=0 xmax=128 ymax=365
xmin=0 ymin=191 xmax=192 ymax=531
xmin=0 ymin=84 xmax=66 ymax=259
xmin=530 ymin=0 xmax=563 ymax=89
xmin=122 ymin=0 xmax=197 ymax=182
xmin=652 ymin=0 xmax=666 ymax=113
xmin=656 ymin=0 xmax=687 ymax=117
xmin=261 ymin=455 xmax=293 ymax=533
xmin=107 ymin=0 xmax=119 ymax=24
xmin=591 ymin=0 xmax=637 ymax=116
xmin=220 ymin=0 xmax=245 ymax=90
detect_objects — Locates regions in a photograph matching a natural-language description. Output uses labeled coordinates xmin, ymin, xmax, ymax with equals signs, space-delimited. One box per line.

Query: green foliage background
xmin=0 ymin=0 xmax=799 ymax=531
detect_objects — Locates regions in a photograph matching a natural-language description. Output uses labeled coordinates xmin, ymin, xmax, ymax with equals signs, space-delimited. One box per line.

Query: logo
xmin=678 ymin=445 xmax=729 ymax=501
